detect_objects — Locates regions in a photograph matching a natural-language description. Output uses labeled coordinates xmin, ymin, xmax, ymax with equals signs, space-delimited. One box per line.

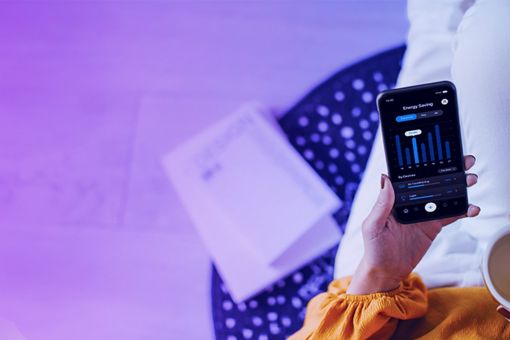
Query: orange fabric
xmin=289 ymin=273 xmax=510 ymax=339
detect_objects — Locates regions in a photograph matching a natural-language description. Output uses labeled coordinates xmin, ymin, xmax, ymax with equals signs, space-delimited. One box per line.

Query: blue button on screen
xmin=396 ymin=114 xmax=417 ymax=122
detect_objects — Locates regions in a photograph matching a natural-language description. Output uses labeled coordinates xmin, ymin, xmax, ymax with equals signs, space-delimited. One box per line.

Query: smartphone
xmin=377 ymin=81 xmax=468 ymax=224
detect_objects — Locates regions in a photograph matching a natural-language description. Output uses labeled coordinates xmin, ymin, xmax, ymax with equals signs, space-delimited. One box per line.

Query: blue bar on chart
xmin=435 ymin=124 xmax=443 ymax=160
xmin=445 ymin=141 xmax=451 ymax=159
xmin=412 ymin=137 xmax=420 ymax=164
xmin=421 ymin=143 xmax=427 ymax=163
xmin=428 ymin=132 xmax=435 ymax=162
xmin=395 ymin=135 xmax=403 ymax=167
xmin=405 ymin=147 xmax=411 ymax=165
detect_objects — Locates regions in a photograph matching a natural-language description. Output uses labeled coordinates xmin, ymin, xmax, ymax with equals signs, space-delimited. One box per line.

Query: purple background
xmin=0 ymin=2 xmax=407 ymax=339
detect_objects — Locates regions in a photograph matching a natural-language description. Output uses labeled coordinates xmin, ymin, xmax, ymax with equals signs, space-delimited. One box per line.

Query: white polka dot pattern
xmin=252 ymin=316 xmax=262 ymax=327
xmin=226 ymin=318 xmax=236 ymax=329
xmin=223 ymin=300 xmax=233 ymax=311
xmin=351 ymin=107 xmax=362 ymax=117
xmin=334 ymin=91 xmax=345 ymax=102
xmin=298 ymin=116 xmax=309 ymax=127
xmin=242 ymin=329 xmax=253 ymax=339
xmin=322 ymin=135 xmax=332 ymax=145
xmin=303 ymin=149 xmax=314 ymax=160
xmin=329 ymin=148 xmax=339 ymax=159
xmin=316 ymin=105 xmax=329 ymax=116
xmin=352 ymin=78 xmax=364 ymax=90
xmin=340 ymin=126 xmax=354 ymax=139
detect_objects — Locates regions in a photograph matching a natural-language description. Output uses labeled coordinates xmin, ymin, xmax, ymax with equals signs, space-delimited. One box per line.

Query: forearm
xmin=347 ymin=258 xmax=401 ymax=295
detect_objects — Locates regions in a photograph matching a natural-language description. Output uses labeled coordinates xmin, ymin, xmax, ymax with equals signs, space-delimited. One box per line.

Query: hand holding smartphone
xmin=377 ymin=81 xmax=468 ymax=224
xmin=348 ymin=83 xmax=479 ymax=294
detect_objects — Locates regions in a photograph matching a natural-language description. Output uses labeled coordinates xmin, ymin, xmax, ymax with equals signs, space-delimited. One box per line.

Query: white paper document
xmin=163 ymin=104 xmax=341 ymax=301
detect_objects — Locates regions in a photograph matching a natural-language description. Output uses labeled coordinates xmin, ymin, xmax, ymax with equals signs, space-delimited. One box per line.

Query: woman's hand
xmin=347 ymin=155 xmax=481 ymax=295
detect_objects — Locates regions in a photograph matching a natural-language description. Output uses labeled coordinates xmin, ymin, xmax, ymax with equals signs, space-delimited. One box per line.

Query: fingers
xmin=464 ymin=156 xmax=478 ymax=187
xmin=438 ymin=204 xmax=481 ymax=227
xmin=364 ymin=174 xmax=395 ymax=227
xmin=464 ymin=155 xmax=476 ymax=170
xmin=466 ymin=173 xmax=478 ymax=187
xmin=467 ymin=204 xmax=481 ymax=217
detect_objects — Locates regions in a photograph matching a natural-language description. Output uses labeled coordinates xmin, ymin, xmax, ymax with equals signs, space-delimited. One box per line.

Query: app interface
xmin=378 ymin=84 xmax=467 ymax=221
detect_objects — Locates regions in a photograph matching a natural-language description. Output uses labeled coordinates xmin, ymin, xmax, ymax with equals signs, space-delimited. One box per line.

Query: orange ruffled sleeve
xmin=289 ymin=273 xmax=428 ymax=340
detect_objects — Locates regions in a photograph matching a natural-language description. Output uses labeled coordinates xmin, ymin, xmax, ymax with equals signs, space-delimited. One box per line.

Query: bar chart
xmin=395 ymin=124 xmax=451 ymax=167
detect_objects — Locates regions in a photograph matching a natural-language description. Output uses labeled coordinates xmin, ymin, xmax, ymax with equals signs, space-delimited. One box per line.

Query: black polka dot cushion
xmin=212 ymin=45 xmax=406 ymax=340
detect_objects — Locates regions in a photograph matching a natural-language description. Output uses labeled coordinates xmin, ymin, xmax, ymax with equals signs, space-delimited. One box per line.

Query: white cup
xmin=482 ymin=225 xmax=510 ymax=317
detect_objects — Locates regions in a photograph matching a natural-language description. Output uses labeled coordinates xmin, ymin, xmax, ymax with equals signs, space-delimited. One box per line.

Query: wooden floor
xmin=0 ymin=1 xmax=407 ymax=339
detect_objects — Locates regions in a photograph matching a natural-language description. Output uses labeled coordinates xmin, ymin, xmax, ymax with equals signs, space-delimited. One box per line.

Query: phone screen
xmin=377 ymin=81 xmax=468 ymax=223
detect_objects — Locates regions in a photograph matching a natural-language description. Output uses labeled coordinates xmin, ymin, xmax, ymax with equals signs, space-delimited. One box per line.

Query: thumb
xmin=366 ymin=174 xmax=395 ymax=226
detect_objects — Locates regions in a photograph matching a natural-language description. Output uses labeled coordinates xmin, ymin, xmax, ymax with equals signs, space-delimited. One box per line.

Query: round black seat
xmin=211 ymin=45 xmax=406 ymax=340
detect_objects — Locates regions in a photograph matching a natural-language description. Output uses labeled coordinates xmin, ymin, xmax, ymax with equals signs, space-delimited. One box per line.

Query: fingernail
xmin=497 ymin=305 xmax=510 ymax=320
xmin=380 ymin=174 xmax=385 ymax=189
xmin=468 ymin=205 xmax=480 ymax=216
